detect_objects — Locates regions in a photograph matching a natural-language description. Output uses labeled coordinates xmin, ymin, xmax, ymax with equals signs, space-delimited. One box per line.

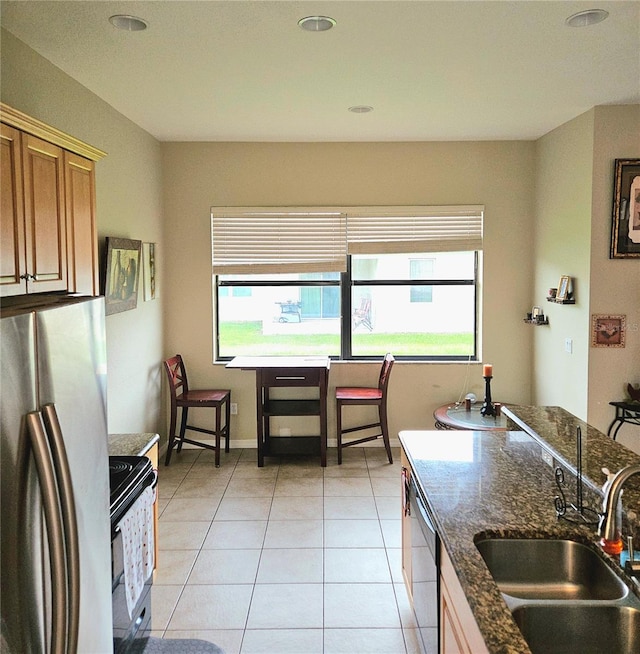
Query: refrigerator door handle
xmin=25 ymin=411 xmax=68 ymax=654
xmin=42 ymin=403 xmax=80 ymax=654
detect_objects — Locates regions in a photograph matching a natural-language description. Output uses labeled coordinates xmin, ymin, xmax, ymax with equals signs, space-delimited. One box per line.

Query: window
xmin=212 ymin=206 xmax=482 ymax=361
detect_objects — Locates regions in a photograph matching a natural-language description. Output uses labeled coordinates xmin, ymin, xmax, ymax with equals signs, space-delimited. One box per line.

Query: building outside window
xmin=409 ymin=258 xmax=435 ymax=303
xmin=212 ymin=206 xmax=482 ymax=361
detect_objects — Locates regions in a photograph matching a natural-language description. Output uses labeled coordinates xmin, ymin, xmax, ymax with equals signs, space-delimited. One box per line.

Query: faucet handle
xmin=625 ymin=536 xmax=640 ymax=577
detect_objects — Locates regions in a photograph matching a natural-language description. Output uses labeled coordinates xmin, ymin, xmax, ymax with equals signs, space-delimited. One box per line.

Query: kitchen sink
xmin=476 ymin=537 xmax=640 ymax=654
xmin=512 ymin=604 xmax=640 ymax=654
xmin=475 ymin=538 xmax=627 ymax=600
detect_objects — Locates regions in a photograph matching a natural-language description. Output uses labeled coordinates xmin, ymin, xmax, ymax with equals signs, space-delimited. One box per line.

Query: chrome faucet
xmin=598 ymin=463 xmax=640 ymax=560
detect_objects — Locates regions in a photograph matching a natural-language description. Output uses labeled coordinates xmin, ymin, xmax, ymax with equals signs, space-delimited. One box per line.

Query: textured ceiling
xmin=1 ymin=1 xmax=639 ymax=142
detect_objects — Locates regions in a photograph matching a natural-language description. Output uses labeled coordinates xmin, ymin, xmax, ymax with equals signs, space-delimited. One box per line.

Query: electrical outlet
xmin=565 ymin=338 xmax=573 ymax=354
xmin=541 ymin=449 xmax=554 ymax=467
xmin=230 ymin=403 xmax=238 ymax=415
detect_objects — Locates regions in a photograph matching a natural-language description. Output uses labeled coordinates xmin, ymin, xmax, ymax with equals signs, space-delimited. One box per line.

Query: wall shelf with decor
xmin=547 ymin=297 xmax=575 ymax=305
xmin=547 ymin=275 xmax=575 ymax=304
xmin=524 ymin=306 xmax=548 ymax=325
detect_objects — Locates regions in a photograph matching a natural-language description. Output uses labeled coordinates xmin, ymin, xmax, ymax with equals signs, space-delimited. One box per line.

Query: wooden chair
xmin=335 ymin=353 xmax=394 ymax=464
xmin=163 ymin=354 xmax=231 ymax=467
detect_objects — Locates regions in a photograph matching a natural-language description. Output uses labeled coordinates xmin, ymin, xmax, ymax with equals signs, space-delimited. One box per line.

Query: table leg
xmin=319 ymin=369 xmax=327 ymax=467
xmin=607 ymin=416 xmax=619 ymax=439
xmin=256 ymin=374 xmax=264 ymax=467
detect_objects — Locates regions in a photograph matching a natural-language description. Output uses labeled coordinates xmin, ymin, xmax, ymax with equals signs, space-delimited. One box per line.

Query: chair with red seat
xmin=163 ymin=354 xmax=231 ymax=467
xmin=335 ymin=353 xmax=394 ymax=464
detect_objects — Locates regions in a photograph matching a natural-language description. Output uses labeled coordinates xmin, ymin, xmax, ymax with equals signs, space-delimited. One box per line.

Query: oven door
xmin=410 ymin=476 xmax=439 ymax=654
xmin=111 ymin=467 xmax=156 ymax=654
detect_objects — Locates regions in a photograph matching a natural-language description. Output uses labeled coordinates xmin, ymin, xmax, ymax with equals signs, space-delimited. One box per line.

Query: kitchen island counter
xmin=400 ymin=417 xmax=640 ymax=654
xmin=108 ymin=432 xmax=159 ymax=458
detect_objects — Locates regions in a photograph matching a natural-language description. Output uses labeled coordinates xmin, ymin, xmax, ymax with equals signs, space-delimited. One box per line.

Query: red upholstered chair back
xmin=378 ymin=353 xmax=394 ymax=395
xmin=164 ymin=354 xmax=189 ymax=398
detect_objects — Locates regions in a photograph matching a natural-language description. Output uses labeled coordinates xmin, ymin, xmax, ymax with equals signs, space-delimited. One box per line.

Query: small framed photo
xmin=142 ymin=242 xmax=158 ymax=301
xmin=591 ymin=314 xmax=626 ymax=348
xmin=610 ymin=158 xmax=640 ymax=258
xmin=104 ymin=237 xmax=142 ymax=315
xmin=556 ymin=275 xmax=571 ymax=301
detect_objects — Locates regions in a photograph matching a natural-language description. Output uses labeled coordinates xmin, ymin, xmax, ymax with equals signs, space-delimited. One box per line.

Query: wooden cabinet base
xmin=440 ymin=547 xmax=489 ymax=654
xmin=145 ymin=442 xmax=159 ymax=577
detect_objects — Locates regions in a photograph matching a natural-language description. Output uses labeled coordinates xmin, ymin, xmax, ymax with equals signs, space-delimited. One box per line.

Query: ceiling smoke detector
xmin=109 ymin=15 xmax=148 ymax=31
xmin=298 ymin=16 xmax=336 ymax=32
xmin=348 ymin=106 xmax=374 ymax=114
xmin=565 ymin=9 xmax=609 ymax=27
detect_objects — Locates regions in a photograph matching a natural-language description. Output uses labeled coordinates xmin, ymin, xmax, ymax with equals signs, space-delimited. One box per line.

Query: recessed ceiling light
xmin=298 ymin=16 xmax=336 ymax=32
xmin=109 ymin=15 xmax=148 ymax=31
xmin=349 ymin=106 xmax=374 ymax=114
xmin=565 ymin=9 xmax=609 ymax=27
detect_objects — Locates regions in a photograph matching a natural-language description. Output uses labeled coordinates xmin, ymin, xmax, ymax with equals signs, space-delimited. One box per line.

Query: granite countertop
xmin=400 ymin=416 xmax=640 ymax=654
xmin=503 ymin=405 xmax=640 ymax=499
xmin=108 ymin=432 xmax=159 ymax=457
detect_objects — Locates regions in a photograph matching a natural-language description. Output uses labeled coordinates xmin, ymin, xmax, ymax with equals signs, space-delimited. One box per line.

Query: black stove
xmin=109 ymin=455 xmax=156 ymax=653
xmin=108 ymin=455 xmax=155 ymax=532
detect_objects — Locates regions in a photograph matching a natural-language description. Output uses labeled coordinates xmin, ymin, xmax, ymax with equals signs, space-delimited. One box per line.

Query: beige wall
xmin=5 ymin=27 xmax=634 ymax=456
xmin=588 ymin=105 xmax=640 ymax=452
xmin=533 ymin=110 xmax=595 ymax=416
xmin=161 ymin=141 xmax=536 ymax=447
xmin=533 ymin=105 xmax=640 ymax=455
xmin=1 ymin=29 xmax=165 ymax=435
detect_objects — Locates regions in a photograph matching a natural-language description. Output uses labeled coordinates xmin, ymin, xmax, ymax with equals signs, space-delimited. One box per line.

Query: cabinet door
xmin=22 ymin=133 xmax=67 ymax=293
xmin=440 ymin=547 xmax=489 ymax=654
xmin=0 ymin=123 xmax=27 ymax=295
xmin=401 ymin=449 xmax=412 ymax=592
xmin=65 ymin=152 xmax=98 ymax=295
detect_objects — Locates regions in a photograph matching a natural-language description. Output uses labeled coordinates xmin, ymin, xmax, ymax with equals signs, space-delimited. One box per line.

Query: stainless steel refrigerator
xmin=1 ymin=295 xmax=112 ymax=653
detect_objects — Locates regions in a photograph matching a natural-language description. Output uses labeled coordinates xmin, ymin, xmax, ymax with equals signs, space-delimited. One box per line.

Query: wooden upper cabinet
xmin=0 ymin=103 xmax=106 ymax=297
xmin=0 ymin=123 xmax=27 ymax=295
xmin=65 ymin=152 xmax=98 ymax=295
xmin=22 ymin=133 xmax=67 ymax=293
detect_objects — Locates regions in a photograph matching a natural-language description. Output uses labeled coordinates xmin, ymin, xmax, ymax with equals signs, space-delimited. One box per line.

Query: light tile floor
xmin=152 ymin=447 xmax=422 ymax=654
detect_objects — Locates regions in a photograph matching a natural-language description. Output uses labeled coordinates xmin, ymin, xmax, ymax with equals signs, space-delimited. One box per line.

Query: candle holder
xmin=480 ymin=375 xmax=496 ymax=417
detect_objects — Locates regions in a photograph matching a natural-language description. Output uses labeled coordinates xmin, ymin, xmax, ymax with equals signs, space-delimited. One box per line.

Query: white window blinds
xmin=211 ymin=205 xmax=483 ymax=273
xmin=211 ymin=208 xmax=347 ymax=274
xmin=347 ymin=206 xmax=483 ymax=254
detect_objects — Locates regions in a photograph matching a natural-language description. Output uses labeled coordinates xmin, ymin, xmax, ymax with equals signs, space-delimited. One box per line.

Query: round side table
xmin=433 ymin=402 xmax=509 ymax=431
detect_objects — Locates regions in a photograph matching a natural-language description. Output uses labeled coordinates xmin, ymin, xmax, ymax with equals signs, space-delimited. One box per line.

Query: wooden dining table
xmin=226 ymin=356 xmax=331 ymax=466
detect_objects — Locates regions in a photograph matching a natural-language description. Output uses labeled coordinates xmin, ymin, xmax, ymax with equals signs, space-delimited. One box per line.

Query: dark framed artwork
xmin=610 ymin=158 xmax=640 ymax=258
xmin=591 ymin=314 xmax=626 ymax=348
xmin=104 ymin=237 xmax=142 ymax=315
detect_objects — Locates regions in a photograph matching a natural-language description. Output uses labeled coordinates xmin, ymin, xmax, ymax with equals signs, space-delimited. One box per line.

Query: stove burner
xmin=108 ymin=455 xmax=154 ymax=530
xmin=109 ymin=460 xmax=132 ymax=475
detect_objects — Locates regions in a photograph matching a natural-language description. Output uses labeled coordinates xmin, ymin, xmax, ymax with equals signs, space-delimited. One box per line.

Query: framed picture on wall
xmin=142 ymin=242 xmax=158 ymax=301
xmin=556 ymin=275 xmax=571 ymax=301
xmin=103 ymin=237 xmax=142 ymax=315
xmin=591 ymin=314 xmax=626 ymax=348
xmin=610 ymin=158 xmax=640 ymax=258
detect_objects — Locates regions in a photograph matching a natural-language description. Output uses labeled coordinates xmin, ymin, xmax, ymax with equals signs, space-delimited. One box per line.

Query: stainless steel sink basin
xmin=512 ymin=605 xmax=640 ymax=654
xmin=475 ymin=538 xmax=627 ymax=600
